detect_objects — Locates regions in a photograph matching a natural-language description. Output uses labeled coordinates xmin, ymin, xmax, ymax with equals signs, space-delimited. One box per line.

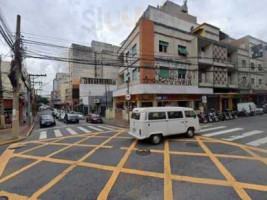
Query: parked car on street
xmin=255 ymin=107 xmax=264 ymax=115
xmin=75 ymin=112 xmax=84 ymax=120
xmin=129 ymin=107 xmax=200 ymax=144
xmin=86 ymin=114 xmax=103 ymax=123
xmin=64 ymin=113 xmax=79 ymax=124
xmin=40 ymin=115 xmax=56 ymax=128
xmin=263 ymin=104 xmax=267 ymax=113
xmin=237 ymin=102 xmax=257 ymax=116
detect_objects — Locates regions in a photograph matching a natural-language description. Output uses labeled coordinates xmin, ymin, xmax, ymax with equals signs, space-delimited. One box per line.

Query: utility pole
xmin=126 ymin=59 xmax=130 ymax=124
xmin=29 ymin=74 xmax=46 ymax=118
xmin=105 ymin=82 xmax=108 ymax=108
xmin=0 ymin=55 xmax=5 ymax=129
xmin=9 ymin=15 xmax=21 ymax=139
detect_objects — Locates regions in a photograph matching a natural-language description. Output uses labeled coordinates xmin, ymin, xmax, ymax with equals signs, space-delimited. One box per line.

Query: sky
xmin=0 ymin=0 xmax=267 ymax=97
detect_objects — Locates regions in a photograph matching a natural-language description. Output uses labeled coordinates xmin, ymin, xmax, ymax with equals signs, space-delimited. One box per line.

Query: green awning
xmin=160 ymin=67 xmax=169 ymax=78
xmin=178 ymin=46 xmax=188 ymax=55
xmin=159 ymin=41 xmax=169 ymax=47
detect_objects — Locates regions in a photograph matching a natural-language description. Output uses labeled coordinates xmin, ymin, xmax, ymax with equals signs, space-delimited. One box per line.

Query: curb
xmin=0 ymin=116 xmax=37 ymax=147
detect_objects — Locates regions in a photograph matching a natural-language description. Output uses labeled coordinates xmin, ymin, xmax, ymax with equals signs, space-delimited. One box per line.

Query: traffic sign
xmin=202 ymin=96 xmax=207 ymax=104
xmin=125 ymin=94 xmax=131 ymax=100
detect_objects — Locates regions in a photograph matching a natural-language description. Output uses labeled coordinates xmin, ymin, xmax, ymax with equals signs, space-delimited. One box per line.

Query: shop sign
xmin=202 ymin=96 xmax=207 ymax=104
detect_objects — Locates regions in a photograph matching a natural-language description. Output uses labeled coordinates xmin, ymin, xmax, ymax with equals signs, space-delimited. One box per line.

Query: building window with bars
xmin=159 ymin=67 xmax=169 ymax=78
xmin=242 ymin=60 xmax=246 ymax=68
xmin=159 ymin=41 xmax=168 ymax=53
xmin=178 ymin=45 xmax=188 ymax=56
xmin=178 ymin=69 xmax=186 ymax=79
xmin=132 ymin=44 xmax=137 ymax=56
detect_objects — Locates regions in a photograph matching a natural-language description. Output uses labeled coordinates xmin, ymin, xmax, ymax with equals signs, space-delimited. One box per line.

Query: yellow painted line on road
xmin=97 ymin=139 xmax=137 ymax=200
xmin=239 ymin=146 xmax=267 ymax=166
xmin=196 ymin=137 xmax=252 ymax=200
xmin=29 ymin=130 xmax=125 ymax=200
xmin=239 ymin=182 xmax=267 ymax=192
xmin=171 ymin=174 xmax=231 ymax=187
xmin=0 ymin=190 xmax=29 ymax=200
xmin=0 ymin=148 xmax=14 ymax=177
xmin=164 ymin=140 xmax=173 ymax=200
xmin=0 ymin=160 xmax=41 ymax=184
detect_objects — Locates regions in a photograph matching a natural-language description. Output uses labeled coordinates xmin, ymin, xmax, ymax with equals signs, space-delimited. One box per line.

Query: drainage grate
xmin=136 ymin=148 xmax=151 ymax=156
xmin=0 ymin=196 xmax=8 ymax=200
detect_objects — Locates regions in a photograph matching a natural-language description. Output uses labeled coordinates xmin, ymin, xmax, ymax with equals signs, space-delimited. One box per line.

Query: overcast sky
xmin=1 ymin=0 xmax=266 ymax=97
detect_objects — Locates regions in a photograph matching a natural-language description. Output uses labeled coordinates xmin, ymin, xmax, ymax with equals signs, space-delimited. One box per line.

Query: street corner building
xmin=113 ymin=0 xmax=267 ymax=117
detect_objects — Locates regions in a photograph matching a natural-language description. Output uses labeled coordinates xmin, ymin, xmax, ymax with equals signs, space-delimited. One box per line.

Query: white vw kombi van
xmin=128 ymin=107 xmax=200 ymax=144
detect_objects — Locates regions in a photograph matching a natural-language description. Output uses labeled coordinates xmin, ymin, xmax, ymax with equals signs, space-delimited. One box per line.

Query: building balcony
xmin=199 ymin=81 xmax=213 ymax=87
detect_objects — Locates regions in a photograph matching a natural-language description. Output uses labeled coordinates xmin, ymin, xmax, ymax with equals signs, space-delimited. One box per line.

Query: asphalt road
xmin=0 ymin=112 xmax=266 ymax=200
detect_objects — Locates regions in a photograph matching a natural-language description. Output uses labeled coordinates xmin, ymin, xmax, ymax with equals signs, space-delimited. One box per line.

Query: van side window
xmin=148 ymin=112 xmax=166 ymax=120
xmin=185 ymin=111 xmax=196 ymax=118
xmin=131 ymin=112 xmax=140 ymax=120
xmin=168 ymin=111 xmax=183 ymax=119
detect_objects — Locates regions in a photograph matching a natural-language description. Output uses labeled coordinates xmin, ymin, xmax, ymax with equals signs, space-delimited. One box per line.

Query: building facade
xmin=113 ymin=1 xmax=267 ymax=112
xmin=68 ymin=41 xmax=120 ymax=114
xmin=52 ymin=73 xmax=69 ymax=108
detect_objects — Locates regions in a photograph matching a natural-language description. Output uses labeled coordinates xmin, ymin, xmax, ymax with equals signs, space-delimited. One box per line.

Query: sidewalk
xmin=0 ymin=121 xmax=36 ymax=145
xmin=103 ymin=118 xmax=129 ymax=128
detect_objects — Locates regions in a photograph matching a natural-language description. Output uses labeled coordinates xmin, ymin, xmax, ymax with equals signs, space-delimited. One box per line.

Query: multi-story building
xmin=52 ymin=73 xmax=69 ymax=108
xmin=1 ymin=60 xmax=32 ymax=125
xmin=68 ymin=41 xmax=120 ymax=114
xmin=113 ymin=0 xmax=267 ymax=113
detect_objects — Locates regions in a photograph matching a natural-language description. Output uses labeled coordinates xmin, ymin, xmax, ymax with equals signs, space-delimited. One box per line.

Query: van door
xmin=184 ymin=110 xmax=198 ymax=130
xmin=167 ymin=111 xmax=186 ymax=135
xmin=147 ymin=112 xmax=168 ymax=136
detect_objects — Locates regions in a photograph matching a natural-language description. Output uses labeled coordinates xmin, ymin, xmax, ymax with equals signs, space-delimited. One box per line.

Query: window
xmin=251 ymin=62 xmax=255 ymax=70
xmin=185 ymin=111 xmax=196 ymax=118
xmin=125 ymin=51 xmax=129 ymax=63
xmin=132 ymin=44 xmax=137 ymax=56
xmin=159 ymin=67 xmax=169 ymax=78
xmin=178 ymin=69 xmax=186 ymax=79
xmin=131 ymin=112 xmax=140 ymax=120
xmin=168 ymin=111 xmax=183 ymax=119
xmin=148 ymin=112 xmax=166 ymax=120
xmin=178 ymin=45 xmax=188 ymax=56
xmin=242 ymin=76 xmax=247 ymax=84
xmin=259 ymin=79 xmax=262 ymax=85
xmin=242 ymin=60 xmax=246 ymax=68
xmin=258 ymin=64 xmax=262 ymax=71
xmin=132 ymin=68 xmax=138 ymax=81
xmin=159 ymin=41 xmax=168 ymax=53
xmin=251 ymin=78 xmax=255 ymax=85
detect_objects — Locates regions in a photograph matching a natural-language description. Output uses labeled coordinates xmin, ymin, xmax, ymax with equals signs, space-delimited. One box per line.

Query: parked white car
xmin=237 ymin=102 xmax=257 ymax=116
xmin=128 ymin=107 xmax=200 ymax=144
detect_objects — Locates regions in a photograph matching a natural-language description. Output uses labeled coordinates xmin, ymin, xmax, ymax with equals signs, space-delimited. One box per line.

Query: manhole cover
xmin=0 ymin=196 xmax=8 ymax=200
xmin=185 ymin=143 xmax=198 ymax=147
xmin=136 ymin=148 xmax=151 ymax=156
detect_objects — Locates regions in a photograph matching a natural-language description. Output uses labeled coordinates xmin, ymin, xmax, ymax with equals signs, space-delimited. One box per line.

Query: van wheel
xmin=186 ymin=128 xmax=195 ymax=138
xmin=150 ymin=134 xmax=163 ymax=145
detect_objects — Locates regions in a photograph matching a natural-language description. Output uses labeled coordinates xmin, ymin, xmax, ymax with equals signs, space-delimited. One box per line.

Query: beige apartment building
xmin=113 ymin=0 xmax=267 ymax=112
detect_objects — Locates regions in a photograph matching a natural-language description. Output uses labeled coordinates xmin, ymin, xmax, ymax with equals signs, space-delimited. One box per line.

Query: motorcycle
xmin=209 ymin=109 xmax=219 ymax=122
xmin=198 ymin=112 xmax=208 ymax=123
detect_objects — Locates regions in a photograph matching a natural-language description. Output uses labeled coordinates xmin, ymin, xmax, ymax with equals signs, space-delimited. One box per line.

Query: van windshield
xmin=131 ymin=112 xmax=140 ymax=120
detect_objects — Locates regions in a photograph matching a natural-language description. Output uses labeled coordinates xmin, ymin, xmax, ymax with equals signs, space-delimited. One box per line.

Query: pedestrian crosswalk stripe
xmin=200 ymin=125 xmax=213 ymax=128
xmin=198 ymin=126 xmax=227 ymax=133
xmin=97 ymin=125 xmax=114 ymax=131
xmin=103 ymin=124 xmax=118 ymax=129
xmin=39 ymin=131 xmax=47 ymax=140
xmin=66 ymin=128 xmax=78 ymax=135
xmin=54 ymin=130 xmax=62 ymax=137
xmin=222 ymin=130 xmax=264 ymax=141
xmin=246 ymin=136 xmax=267 ymax=147
xmin=77 ymin=127 xmax=91 ymax=133
xmin=87 ymin=126 xmax=103 ymax=132
xmin=204 ymin=128 xmax=243 ymax=137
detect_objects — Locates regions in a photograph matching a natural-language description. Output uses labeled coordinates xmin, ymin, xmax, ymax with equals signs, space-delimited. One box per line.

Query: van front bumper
xmin=128 ymin=131 xmax=149 ymax=140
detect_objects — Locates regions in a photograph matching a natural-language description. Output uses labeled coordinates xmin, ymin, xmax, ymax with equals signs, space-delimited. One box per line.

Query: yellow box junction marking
xmin=0 ymin=129 xmax=266 ymax=199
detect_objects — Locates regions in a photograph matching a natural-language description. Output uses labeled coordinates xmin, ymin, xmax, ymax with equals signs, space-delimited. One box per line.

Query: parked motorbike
xmin=209 ymin=109 xmax=219 ymax=122
xmin=198 ymin=112 xmax=208 ymax=123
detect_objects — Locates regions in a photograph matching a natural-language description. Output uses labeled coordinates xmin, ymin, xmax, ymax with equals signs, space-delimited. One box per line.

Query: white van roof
xmin=132 ymin=107 xmax=193 ymax=113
